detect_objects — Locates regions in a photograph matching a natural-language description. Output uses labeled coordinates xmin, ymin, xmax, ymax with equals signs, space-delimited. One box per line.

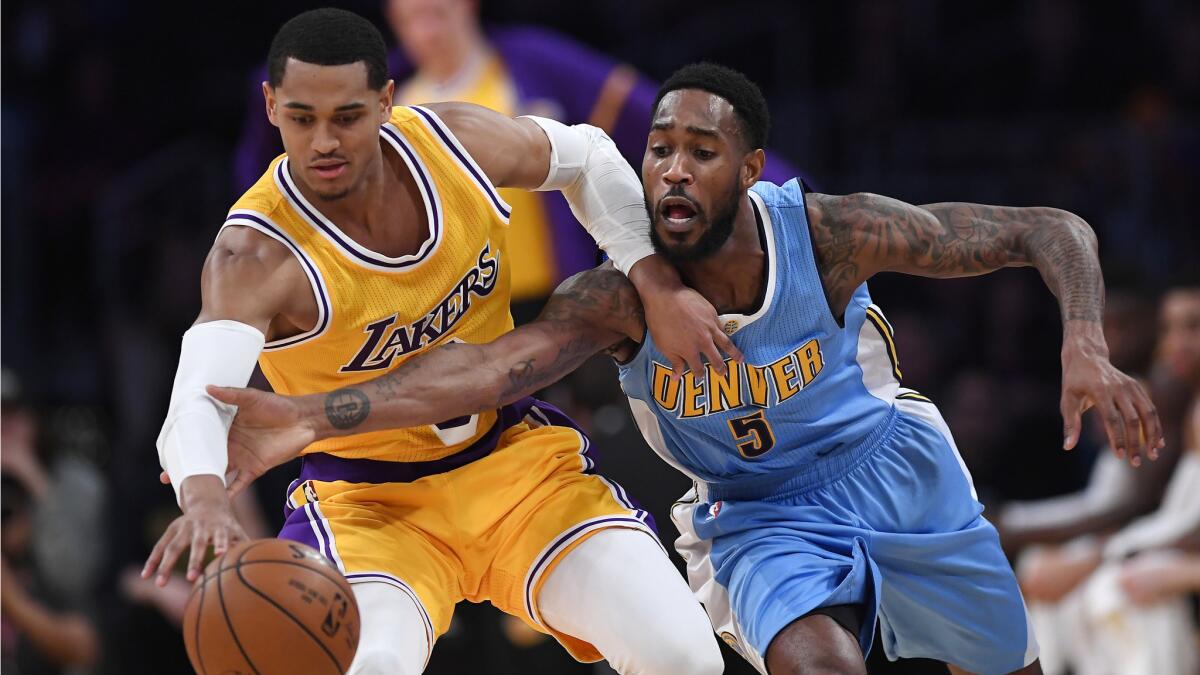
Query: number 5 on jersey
xmin=727 ymin=410 xmax=775 ymax=458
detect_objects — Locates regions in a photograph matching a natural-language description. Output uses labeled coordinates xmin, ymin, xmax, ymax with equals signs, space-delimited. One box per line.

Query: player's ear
xmin=263 ymin=82 xmax=279 ymax=128
xmin=380 ymin=80 xmax=395 ymax=117
xmin=741 ymin=148 xmax=765 ymax=189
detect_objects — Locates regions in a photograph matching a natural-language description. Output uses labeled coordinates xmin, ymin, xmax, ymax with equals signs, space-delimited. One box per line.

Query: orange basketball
xmin=182 ymin=538 xmax=360 ymax=675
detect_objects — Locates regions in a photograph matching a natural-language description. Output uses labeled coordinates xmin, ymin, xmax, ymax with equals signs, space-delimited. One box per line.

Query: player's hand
xmin=1118 ymin=550 xmax=1200 ymax=605
xmin=1018 ymin=543 xmax=1102 ymax=603
xmin=1060 ymin=329 xmax=1163 ymax=466
xmin=142 ymin=475 xmax=247 ymax=586
xmin=174 ymin=386 xmax=315 ymax=497
xmin=644 ymin=284 xmax=744 ymax=379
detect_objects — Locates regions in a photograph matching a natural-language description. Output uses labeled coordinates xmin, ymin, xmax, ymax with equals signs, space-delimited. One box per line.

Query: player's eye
xmin=652 ymin=145 xmax=670 ymax=158
xmin=694 ymin=149 xmax=715 ymax=160
xmin=336 ymin=115 xmax=361 ymax=126
xmin=291 ymin=116 xmax=313 ymax=126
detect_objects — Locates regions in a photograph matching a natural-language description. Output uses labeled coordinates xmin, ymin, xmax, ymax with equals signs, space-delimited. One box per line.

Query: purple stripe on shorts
xmin=278 ymin=502 xmax=323 ymax=553
xmin=297 ymin=397 xmax=590 ymax=484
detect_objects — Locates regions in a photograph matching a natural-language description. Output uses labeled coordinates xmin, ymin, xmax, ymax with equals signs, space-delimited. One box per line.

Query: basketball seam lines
xmin=193 ymin=566 xmax=210 ymax=675
xmin=217 ymin=553 xmax=262 ymax=675
xmin=234 ymin=561 xmax=348 ymax=674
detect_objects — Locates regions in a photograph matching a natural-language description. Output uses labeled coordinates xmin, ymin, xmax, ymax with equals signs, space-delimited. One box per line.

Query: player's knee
xmin=637 ymin=627 xmax=723 ymax=675
xmin=347 ymin=647 xmax=419 ymax=675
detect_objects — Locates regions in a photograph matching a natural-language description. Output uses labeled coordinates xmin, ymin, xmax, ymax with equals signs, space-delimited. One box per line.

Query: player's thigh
xmin=279 ymin=480 xmax=459 ymax=645
xmin=673 ymin=494 xmax=880 ymax=674
xmin=766 ymin=613 xmax=867 ymax=675
xmin=872 ymin=515 xmax=1037 ymax=673
xmin=537 ymin=527 xmax=722 ymax=675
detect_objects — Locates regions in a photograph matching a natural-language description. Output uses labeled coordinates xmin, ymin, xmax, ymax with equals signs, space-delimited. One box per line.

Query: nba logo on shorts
xmin=707 ymin=501 xmax=723 ymax=520
xmin=303 ymin=480 xmax=319 ymax=504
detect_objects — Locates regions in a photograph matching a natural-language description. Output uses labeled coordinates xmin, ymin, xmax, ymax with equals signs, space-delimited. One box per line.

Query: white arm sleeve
xmin=522 ymin=116 xmax=654 ymax=275
xmin=155 ymin=320 xmax=265 ymax=505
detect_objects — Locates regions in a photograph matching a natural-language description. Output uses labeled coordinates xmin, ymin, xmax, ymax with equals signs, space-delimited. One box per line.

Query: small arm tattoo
xmin=324 ymin=388 xmax=371 ymax=430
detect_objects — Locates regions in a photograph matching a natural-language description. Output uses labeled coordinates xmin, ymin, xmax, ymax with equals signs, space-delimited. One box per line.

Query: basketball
xmin=182 ymin=538 xmax=360 ymax=675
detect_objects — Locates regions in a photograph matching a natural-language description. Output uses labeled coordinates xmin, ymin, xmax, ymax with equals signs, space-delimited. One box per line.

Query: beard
xmin=312 ymin=186 xmax=352 ymax=201
xmin=648 ymin=177 xmax=741 ymax=264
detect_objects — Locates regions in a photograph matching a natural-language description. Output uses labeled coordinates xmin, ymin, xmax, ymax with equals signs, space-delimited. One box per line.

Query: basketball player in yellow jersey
xmin=141 ymin=9 xmax=730 ymax=675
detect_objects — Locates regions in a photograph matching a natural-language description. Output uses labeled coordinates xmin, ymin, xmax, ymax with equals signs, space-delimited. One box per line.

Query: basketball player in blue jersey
xmin=204 ymin=63 xmax=1162 ymax=674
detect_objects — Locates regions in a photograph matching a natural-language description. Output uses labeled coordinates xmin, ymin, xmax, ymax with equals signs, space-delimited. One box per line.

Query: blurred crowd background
xmin=2 ymin=1 xmax=1198 ymax=673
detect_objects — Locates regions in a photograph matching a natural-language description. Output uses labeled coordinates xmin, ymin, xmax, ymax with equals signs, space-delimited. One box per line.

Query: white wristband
xmin=522 ymin=116 xmax=655 ymax=274
xmin=156 ymin=320 xmax=265 ymax=505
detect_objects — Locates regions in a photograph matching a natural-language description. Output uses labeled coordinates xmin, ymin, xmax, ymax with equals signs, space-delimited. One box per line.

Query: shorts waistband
xmin=296 ymin=396 xmax=581 ymax=485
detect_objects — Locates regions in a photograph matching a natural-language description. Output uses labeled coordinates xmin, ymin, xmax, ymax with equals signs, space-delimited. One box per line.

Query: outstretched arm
xmin=807 ymin=193 xmax=1163 ymax=464
xmin=426 ymin=101 xmax=741 ymax=376
xmin=203 ymin=265 xmax=645 ymax=495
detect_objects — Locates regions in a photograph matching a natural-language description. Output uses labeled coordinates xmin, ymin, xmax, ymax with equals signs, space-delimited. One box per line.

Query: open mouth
xmin=660 ymin=196 xmax=699 ymax=231
xmin=312 ymin=162 xmax=348 ymax=180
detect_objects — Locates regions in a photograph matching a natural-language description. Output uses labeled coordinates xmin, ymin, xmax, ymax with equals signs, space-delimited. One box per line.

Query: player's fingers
xmin=1060 ymin=393 xmax=1083 ymax=451
xmin=159 ymin=470 xmax=171 ymax=485
xmin=143 ymin=522 xmax=176 ymax=579
xmin=680 ymin=346 xmax=705 ymax=378
xmin=206 ymin=385 xmax=251 ymax=408
xmin=157 ymin=523 xmax=191 ymax=585
xmin=713 ymin=329 xmax=744 ymax=363
xmin=226 ymin=471 xmax=251 ymax=499
xmin=667 ymin=357 xmax=685 ymax=383
xmin=1098 ymin=400 xmax=1129 ymax=463
xmin=701 ymin=336 xmax=726 ymax=377
xmin=1131 ymin=383 xmax=1164 ymax=460
xmin=1113 ymin=394 xmax=1144 ymax=466
xmin=213 ymin=525 xmax=230 ymax=557
xmin=186 ymin=525 xmax=209 ymax=583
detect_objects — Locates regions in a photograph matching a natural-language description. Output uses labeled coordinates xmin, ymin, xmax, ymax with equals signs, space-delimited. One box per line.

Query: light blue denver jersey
xmin=619 ymin=179 xmax=910 ymax=501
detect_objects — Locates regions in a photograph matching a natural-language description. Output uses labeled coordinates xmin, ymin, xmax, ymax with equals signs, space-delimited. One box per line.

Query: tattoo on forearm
xmin=497 ymin=265 xmax=644 ymax=401
xmin=1023 ymin=221 xmax=1103 ymax=322
xmin=810 ymin=193 xmax=1102 ymax=323
xmin=324 ymin=388 xmax=371 ymax=430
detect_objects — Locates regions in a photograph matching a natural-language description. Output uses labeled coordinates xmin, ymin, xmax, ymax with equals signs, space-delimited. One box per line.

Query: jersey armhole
xmin=220 ymin=210 xmax=332 ymax=350
xmin=406 ymin=105 xmax=514 ymax=223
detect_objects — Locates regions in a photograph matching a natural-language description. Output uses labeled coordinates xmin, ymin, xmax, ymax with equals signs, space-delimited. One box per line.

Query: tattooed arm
xmin=807 ymin=192 xmax=1163 ymax=464
xmin=200 ymin=264 xmax=645 ymax=495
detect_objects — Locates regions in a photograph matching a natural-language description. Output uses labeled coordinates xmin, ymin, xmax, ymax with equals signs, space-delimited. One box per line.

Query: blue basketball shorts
xmin=671 ymin=398 xmax=1038 ymax=674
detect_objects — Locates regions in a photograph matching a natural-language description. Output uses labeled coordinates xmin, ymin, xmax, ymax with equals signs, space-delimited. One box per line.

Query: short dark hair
xmin=654 ymin=62 xmax=770 ymax=150
xmin=268 ymin=8 xmax=389 ymax=90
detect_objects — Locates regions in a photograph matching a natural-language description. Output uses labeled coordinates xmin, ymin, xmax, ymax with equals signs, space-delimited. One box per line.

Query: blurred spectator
xmin=233 ymin=0 xmax=798 ymax=320
xmin=1016 ymin=287 xmax=1200 ymax=675
xmin=995 ymin=291 xmax=1171 ymax=552
xmin=1 ymin=372 xmax=103 ymax=674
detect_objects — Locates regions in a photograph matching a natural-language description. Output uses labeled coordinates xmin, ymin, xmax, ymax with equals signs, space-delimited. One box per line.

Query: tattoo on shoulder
xmin=324 ymin=388 xmax=371 ymax=430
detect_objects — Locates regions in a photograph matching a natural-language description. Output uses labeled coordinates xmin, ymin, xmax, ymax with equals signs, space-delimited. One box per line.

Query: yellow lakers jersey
xmin=397 ymin=52 xmax=556 ymax=301
xmin=223 ymin=106 xmax=514 ymax=462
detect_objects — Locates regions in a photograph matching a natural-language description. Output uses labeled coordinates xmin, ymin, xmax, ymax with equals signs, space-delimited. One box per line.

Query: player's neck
xmin=679 ymin=194 xmax=765 ymax=315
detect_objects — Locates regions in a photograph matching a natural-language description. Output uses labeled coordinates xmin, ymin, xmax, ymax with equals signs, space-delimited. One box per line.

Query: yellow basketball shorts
xmin=277 ymin=397 xmax=658 ymax=664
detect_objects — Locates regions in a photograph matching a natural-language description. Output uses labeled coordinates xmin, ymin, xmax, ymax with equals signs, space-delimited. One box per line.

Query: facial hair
xmin=648 ymin=176 xmax=742 ymax=264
